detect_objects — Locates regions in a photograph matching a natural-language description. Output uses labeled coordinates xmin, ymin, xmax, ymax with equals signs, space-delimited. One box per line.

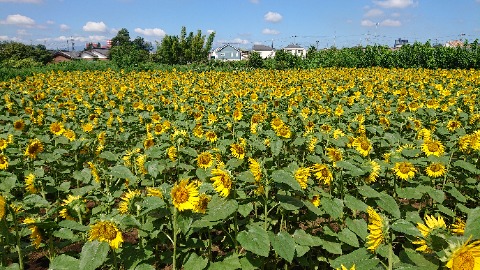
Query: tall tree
xmin=154 ymin=26 xmax=215 ymax=65
xmin=111 ymin=28 xmax=131 ymax=47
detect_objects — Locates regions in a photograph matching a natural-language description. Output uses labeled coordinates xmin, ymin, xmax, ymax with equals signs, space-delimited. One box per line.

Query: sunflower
xmin=270 ymin=117 xmax=284 ymax=131
xmin=13 ymin=119 xmax=25 ymax=131
xmin=422 ymin=139 xmax=445 ymax=156
xmin=308 ymin=137 xmax=318 ymax=153
xmin=443 ymin=239 xmax=480 ymax=269
xmin=210 ymin=168 xmax=232 ymax=197
xmin=154 ymin=123 xmax=165 ymax=135
xmin=294 ymin=167 xmax=310 ymax=189
xmin=23 ymin=217 xmax=42 ymax=249
xmin=49 ymin=122 xmax=65 ymax=135
xmin=59 ymin=195 xmax=85 ymax=220
xmin=412 ymin=214 xmax=447 ymax=253
xmin=143 ymin=133 xmax=154 ymax=149
xmin=233 ymin=109 xmax=243 ymax=121
xmin=230 ymin=143 xmax=245 ymax=159
xmin=0 ymin=154 xmax=8 ymax=170
xmin=325 ymin=147 xmax=343 ymax=165
xmin=320 ymin=124 xmax=332 ymax=134
xmin=135 ymin=154 xmax=147 ymax=174
xmin=393 ymin=161 xmax=416 ymax=181
xmin=24 ymin=138 xmax=44 ymax=159
xmin=146 ymin=187 xmax=163 ymax=198
xmin=352 ymin=136 xmax=372 ymax=157
xmin=82 ymin=122 xmax=94 ymax=133
xmin=197 ymin=151 xmax=214 ymax=169
xmin=193 ymin=124 xmax=204 ymax=138
xmin=310 ymin=163 xmax=333 ymax=186
xmin=0 ymin=195 xmax=6 ymax=220
xmin=310 ymin=195 xmax=321 ymax=207
xmin=87 ymin=161 xmax=100 ymax=183
xmin=447 ymin=120 xmax=461 ymax=132
xmin=63 ymin=129 xmax=76 ymax=141
xmin=248 ymin=158 xmax=262 ymax=182
xmin=366 ymin=207 xmax=386 ymax=253
xmin=334 ymin=104 xmax=344 ymax=117
xmin=167 ymin=146 xmax=177 ymax=161
xmin=25 ymin=173 xmax=37 ymax=194
xmin=118 ymin=189 xmax=141 ymax=214
xmin=336 ymin=264 xmax=356 ymax=270
xmin=171 ymin=179 xmax=200 ymax=211
xmin=366 ymin=160 xmax=381 ymax=183
xmin=88 ymin=220 xmax=123 ymax=249
xmin=193 ymin=193 xmax=211 ymax=214
xmin=276 ymin=124 xmax=292 ymax=139
xmin=205 ymin=131 xmax=218 ymax=143
xmin=333 ymin=129 xmax=345 ymax=139
xmin=0 ymin=139 xmax=8 ymax=150
xmin=451 ymin=218 xmax=465 ymax=236
xmin=425 ymin=162 xmax=446 ymax=178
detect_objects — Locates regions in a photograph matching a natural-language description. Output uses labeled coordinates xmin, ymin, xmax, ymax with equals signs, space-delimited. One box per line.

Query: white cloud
xmin=380 ymin=19 xmax=402 ymax=26
xmin=17 ymin=29 xmax=29 ymax=35
xmin=0 ymin=0 xmax=42 ymax=3
xmin=0 ymin=14 xmax=35 ymax=25
xmin=250 ymin=0 xmax=259 ymax=3
xmin=374 ymin=0 xmax=415 ymax=8
xmin=60 ymin=24 xmax=70 ymax=31
xmin=264 ymin=11 xmax=283 ymax=23
xmin=361 ymin=19 xmax=376 ymax=27
xmin=134 ymin=28 xmax=166 ymax=37
xmin=207 ymin=29 xmax=215 ymax=34
xmin=364 ymin=8 xmax=384 ymax=17
xmin=82 ymin=21 xmax=107 ymax=32
xmin=262 ymin=28 xmax=280 ymax=35
xmin=53 ymin=35 xmax=107 ymax=43
xmin=217 ymin=38 xmax=249 ymax=45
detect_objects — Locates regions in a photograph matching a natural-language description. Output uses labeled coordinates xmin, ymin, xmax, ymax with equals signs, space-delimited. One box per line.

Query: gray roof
xmin=252 ymin=44 xmax=274 ymax=51
xmin=284 ymin=44 xmax=304 ymax=49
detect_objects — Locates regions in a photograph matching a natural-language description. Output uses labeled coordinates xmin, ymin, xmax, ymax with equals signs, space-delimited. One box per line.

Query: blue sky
xmin=1 ymin=0 xmax=479 ymax=50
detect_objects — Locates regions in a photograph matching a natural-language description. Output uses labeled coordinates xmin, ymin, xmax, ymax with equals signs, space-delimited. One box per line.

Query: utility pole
xmin=316 ymin=40 xmax=319 ymax=50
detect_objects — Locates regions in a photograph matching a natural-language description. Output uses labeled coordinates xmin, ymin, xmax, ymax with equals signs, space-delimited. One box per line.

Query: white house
xmin=283 ymin=44 xmax=307 ymax=58
xmin=210 ymin=44 xmax=243 ymax=61
xmin=252 ymin=44 xmax=275 ymax=59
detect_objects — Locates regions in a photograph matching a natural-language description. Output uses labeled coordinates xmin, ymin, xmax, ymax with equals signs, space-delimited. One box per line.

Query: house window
xmin=220 ymin=53 xmax=225 ymax=56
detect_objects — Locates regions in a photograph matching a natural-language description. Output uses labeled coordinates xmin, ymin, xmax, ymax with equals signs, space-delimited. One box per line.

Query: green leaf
xmin=402 ymin=148 xmax=422 ymax=157
xmin=293 ymin=229 xmax=321 ymax=247
xmin=238 ymin=203 xmax=253 ymax=217
xmin=358 ymin=185 xmax=381 ymax=198
xmin=321 ymin=197 xmax=344 ymax=219
xmin=180 ymin=147 xmax=197 ymax=157
xmin=391 ymin=219 xmax=421 ymax=237
xmin=329 ymin=248 xmax=379 ymax=270
xmin=345 ymin=218 xmax=368 ymax=239
xmin=321 ymin=239 xmax=342 ymax=255
xmin=208 ymin=254 xmax=242 ymax=270
xmin=337 ymin=228 xmax=359 ymax=247
xmin=193 ymin=196 xmax=238 ymax=227
xmin=277 ymin=194 xmax=303 ymax=211
xmin=184 ymin=253 xmax=208 ymax=270
xmin=336 ymin=160 xmax=364 ymax=176
xmin=437 ymin=205 xmax=455 ymax=217
xmin=79 ymin=241 xmax=110 ymax=270
xmin=58 ymin=220 xmax=89 ymax=232
xmin=239 ymin=255 xmax=262 ymax=270
xmin=53 ymin=228 xmax=78 ymax=241
xmin=270 ymin=139 xmax=283 ymax=157
xmin=399 ymin=248 xmax=440 ymax=269
xmin=237 ymin=225 xmax=270 ymax=257
xmin=397 ymin=187 xmax=423 ymax=200
xmin=446 ymin=186 xmax=467 ymax=203
xmin=426 ymin=189 xmax=444 ymax=203
xmin=226 ymin=158 xmax=243 ymax=169
xmin=236 ymin=171 xmax=255 ymax=183
xmin=73 ymin=169 xmax=91 ymax=184
xmin=344 ymin=194 xmax=368 ymax=212
xmin=271 ymin=170 xmax=302 ymax=192
xmin=271 ymin=231 xmax=295 ymax=263
xmin=98 ymin=151 xmax=117 ymax=161
xmin=465 ymin=207 xmax=480 ymax=240
xmin=109 ymin=165 xmax=136 ymax=180
xmin=376 ymin=193 xmax=400 ymax=218
xmin=134 ymin=264 xmax=155 ymax=270
xmin=0 ymin=173 xmax=16 ymax=192
xmin=146 ymin=161 xmax=161 ymax=178
xmin=453 ymin=160 xmax=478 ymax=173
xmin=24 ymin=194 xmax=50 ymax=208
xmin=49 ymin=254 xmax=79 ymax=270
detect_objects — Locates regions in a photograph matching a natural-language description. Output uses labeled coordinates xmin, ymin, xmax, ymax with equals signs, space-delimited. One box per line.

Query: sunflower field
xmin=0 ymin=67 xmax=480 ymax=270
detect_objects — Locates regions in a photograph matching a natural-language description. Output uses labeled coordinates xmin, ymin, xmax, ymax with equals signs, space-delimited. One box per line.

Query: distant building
xmin=252 ymin=44 xmax=275 ymax=59
xmin=210 ymin=44 xmax=242 ymax=61
xmin=51 ymin=48 xmax=110 ymax=63
xmin=283 ymin=44 xmax=306 ymax=57
xmin=393 ymin=38 xmax=409 ymax=49
xmin=445 ymin=40 xmax=464 ymax=48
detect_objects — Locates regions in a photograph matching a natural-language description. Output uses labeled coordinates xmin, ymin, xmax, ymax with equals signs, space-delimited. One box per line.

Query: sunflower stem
xmin=111 ymin=248 xmax=118 ymax=270
xmin=12 ymin=209 xmax=24 ymax=270
xmin=388 ymin=236 xmax=393 ymax=270
xmin=172 ymin=207 xmax=178 ymax=270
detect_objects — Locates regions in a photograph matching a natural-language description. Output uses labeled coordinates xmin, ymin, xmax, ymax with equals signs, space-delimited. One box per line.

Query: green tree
xmin=109 ymin=28 xmax=151 ymax=68
xmin=0 ymin=41 xmax=52 ymax=66
xmin=154 ymin=26 xmax=215 ymax=65
xmin=247 ymin=51 xmax=263 ymax=68
xmin=110 ymin=28 xmax=131 ymax=47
